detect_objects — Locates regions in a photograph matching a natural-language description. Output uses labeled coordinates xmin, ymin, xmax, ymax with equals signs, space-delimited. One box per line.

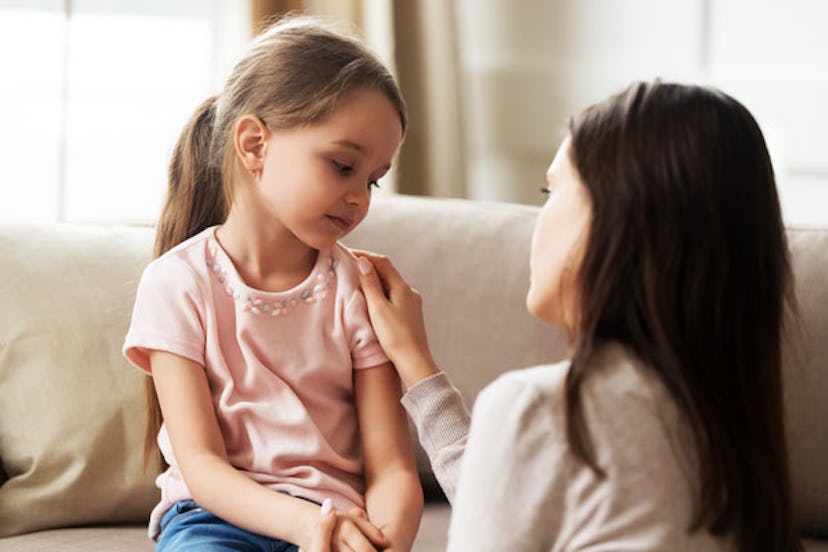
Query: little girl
xmin=123 ymin=16 xmax=422 ymax=552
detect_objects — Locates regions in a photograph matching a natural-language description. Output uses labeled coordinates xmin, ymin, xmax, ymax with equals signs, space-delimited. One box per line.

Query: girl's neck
xmin=217 ymin=207 xmax=318 ymax=293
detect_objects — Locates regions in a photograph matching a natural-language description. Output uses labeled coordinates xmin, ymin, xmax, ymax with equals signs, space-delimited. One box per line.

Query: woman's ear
xmin=234 ymin=115 xmax=269 ymax=175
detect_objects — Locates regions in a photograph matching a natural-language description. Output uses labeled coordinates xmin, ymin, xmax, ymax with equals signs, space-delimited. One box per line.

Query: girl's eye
xmin=368 ymin=180 xmax=380 ymax=190
xmin=540 ymin=186 xmax=551 ymax=195
xmin=333 ymin=161 xmax=353 ymax=174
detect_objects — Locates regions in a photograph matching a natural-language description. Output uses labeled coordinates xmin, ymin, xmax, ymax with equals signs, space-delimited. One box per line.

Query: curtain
xmin=251 ymin=0 xmax=466 ymax=198
xmin=251 ymin=0 xmax=304 ymax=30
xmin=391 ymin=1 xmax=465 ymax=197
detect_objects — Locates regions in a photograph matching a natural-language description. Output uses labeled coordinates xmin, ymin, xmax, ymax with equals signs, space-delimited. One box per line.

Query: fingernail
xmin=357 ymin=257 xmax=372 ymax=275
xmin=320 ymin=498 xmax=333 ymax=516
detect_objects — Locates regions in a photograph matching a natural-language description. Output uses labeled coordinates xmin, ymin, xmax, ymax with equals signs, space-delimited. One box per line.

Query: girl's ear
xmin=234 ymin=115 xmax=269 ymax=174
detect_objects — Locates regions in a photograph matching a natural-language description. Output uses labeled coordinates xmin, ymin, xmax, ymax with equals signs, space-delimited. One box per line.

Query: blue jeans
xmin=157 ymin=500 xmax=299 ymax=552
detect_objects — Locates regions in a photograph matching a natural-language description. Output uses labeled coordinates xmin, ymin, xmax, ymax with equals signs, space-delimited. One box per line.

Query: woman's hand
xmin=353 ymin=250 xmax=439 ymax=389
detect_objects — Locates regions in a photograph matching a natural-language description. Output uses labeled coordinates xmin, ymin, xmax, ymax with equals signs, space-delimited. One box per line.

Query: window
xmin=707 ymin=0 xmax=828 ymax=226
xmin=0 ymin=0 xmax=251 ymax=224
xmin=454 ymin=0 xmax=828 ymax=225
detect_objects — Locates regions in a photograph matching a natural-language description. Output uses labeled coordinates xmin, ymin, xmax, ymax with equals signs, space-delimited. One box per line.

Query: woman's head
xmin=526 ymin=137 xmax=591 ymax=331
xmin=154 ymin=15 xmax=406 ymax=257
xmin=568 ymin=81 xmax=787 ymax=351
xmin=549 ymin=80 xmax=798 ymax=551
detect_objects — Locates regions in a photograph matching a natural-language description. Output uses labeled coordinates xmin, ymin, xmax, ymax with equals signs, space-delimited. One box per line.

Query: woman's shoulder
xmin=473 ymin=361 xmax=571 ymax=434
xmin=483 ymin=361 xmax=570 ymax=403
xmin=579 ymin=344 xmax=692 ymax=468
xmin=581 ymin=343 xmax=673 ymax=413
xmin=475 ymin=344 xmax=675 ymax=435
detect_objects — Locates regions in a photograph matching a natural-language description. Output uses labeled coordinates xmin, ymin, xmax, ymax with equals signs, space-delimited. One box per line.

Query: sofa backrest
xmin=783 ymin=228 xmax=828 ymax=534
xmin=346 ymin=195 xmax=569 ymax=405
xmin=0 ymin=222 xmax=157 ymax=536
xmin=0 ymin=194 xmax=825 ymax=537
xmin=348 ymin=195 xmax=828 ymax=535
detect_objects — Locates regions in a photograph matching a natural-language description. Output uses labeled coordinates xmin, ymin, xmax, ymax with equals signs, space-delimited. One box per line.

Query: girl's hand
xmin=301 ymin=507 xmax=336 ymax=552
xmin=302 ymin=505 xmax=389 ymax=552
xmin=353 ymin=250 xmax=439 ymax=389
xmin=335 ymin=507 xmax=390 ymax=552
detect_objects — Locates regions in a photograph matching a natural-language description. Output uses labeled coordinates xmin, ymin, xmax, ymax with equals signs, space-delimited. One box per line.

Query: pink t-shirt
xmin=123 ymin=226 xmax=388 ymax=539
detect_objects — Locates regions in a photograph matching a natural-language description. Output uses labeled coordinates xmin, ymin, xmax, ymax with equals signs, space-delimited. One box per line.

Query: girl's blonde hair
xmin=145 ymin=15 xmax=407 ymax=468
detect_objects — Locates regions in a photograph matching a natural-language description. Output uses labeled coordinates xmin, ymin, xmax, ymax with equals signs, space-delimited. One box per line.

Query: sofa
xmin=0 ymin=194 xmax=826 ymax=551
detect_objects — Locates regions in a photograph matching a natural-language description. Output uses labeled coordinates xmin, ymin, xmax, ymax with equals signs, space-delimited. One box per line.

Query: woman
xmin=314 ymin=81 xmax=802 ymax=551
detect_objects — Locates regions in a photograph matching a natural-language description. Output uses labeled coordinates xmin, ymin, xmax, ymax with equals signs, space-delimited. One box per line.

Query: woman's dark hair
xmin=565 ymin=80 xmax=800 ymax=551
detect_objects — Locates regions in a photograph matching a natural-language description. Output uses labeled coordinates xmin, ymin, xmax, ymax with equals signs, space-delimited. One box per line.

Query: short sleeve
xmin=343 ymin=287 xmax=389 ymax=369
xmin=122 ymin=256 xmax=206 ymax=374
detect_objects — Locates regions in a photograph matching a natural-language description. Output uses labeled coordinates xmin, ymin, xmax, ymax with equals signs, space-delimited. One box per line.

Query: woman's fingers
xmin=351 ymin=250 xmax=408 ymax=292
xmin=357 ymin=256 xmax=390 ymax=304
xmin=355 ymin=255 xmax=422 ymax=345
xmin=353 ymin=251 xmax=437 ymax=388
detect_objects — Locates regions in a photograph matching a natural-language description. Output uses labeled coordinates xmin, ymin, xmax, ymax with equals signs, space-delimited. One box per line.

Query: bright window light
xmin=0 ymin=0 xmax=251 ymax=224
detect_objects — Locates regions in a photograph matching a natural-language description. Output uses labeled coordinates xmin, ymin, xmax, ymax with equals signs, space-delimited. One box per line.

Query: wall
xmin=455 ymin=0 xmax=828 ymax=224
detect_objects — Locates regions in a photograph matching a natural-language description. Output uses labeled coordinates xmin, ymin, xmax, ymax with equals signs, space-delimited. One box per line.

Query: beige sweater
xmin=402 ymin=343 xmax=731 ymax=551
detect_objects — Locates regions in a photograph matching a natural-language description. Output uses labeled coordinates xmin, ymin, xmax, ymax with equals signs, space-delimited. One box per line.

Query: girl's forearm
xmin=365 ymin=469 xmax=424 ymax=551
xmin=180 ymin=452 xmax=319 ymax=549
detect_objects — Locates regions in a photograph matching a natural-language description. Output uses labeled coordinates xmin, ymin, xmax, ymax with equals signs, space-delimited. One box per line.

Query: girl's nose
xmin=345 ymin=182 xmax=370 ymax=207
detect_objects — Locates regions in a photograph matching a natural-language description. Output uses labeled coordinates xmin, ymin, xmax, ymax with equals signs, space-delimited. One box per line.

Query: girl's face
xmin=526 ymin=137 xmax=592 ymax=331
xmin=256 ymin=87 xmax=403 ymax=250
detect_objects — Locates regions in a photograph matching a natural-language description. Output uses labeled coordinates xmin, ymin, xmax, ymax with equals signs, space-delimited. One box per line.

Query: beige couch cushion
xmin=0 ymin=223 xmax=158 ymax=537
xmin=347 ymin=195 xmax=569 ymax=402
xmin=345 ymin=195 xmax=569 ymax=489
xmin=349 ymin=197 xmax=828 ymax=535
xmin=785 ymin=227 xmax=828 ymax=533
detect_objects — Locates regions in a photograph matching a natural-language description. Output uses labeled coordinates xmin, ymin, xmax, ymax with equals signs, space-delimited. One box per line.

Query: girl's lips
xmin=326 ymin=214 xmax=354 ymax=232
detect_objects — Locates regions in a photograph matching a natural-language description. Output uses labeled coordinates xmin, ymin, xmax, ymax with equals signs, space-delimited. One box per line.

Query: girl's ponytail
xmin=154 ymin=95 xmax=227 ymax=258
xmin=144 ymin=95 xmax=227 ymax=469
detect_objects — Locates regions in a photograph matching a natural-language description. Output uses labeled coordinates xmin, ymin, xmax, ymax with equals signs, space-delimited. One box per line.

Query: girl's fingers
xmin=351 ymin=515 xmax=388 ymax=548
xmin=348 ymin=507 xmax=368 ymax=519
xmin=340 ymin=509 xmax=387 ymax=549
xmin=340 ymin=520 xmax=380 ymax=552
xmin=303 ymin=509 xmax=336 ymax=552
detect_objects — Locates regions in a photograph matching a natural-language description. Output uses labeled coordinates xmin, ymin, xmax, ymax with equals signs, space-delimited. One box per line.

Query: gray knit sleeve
xmin=401 ymin=372 xmax=471 ymax=503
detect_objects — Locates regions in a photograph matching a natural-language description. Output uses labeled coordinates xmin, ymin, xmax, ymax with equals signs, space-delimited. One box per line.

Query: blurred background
xmin=1 ymin=0 xmax=826 ymax=225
